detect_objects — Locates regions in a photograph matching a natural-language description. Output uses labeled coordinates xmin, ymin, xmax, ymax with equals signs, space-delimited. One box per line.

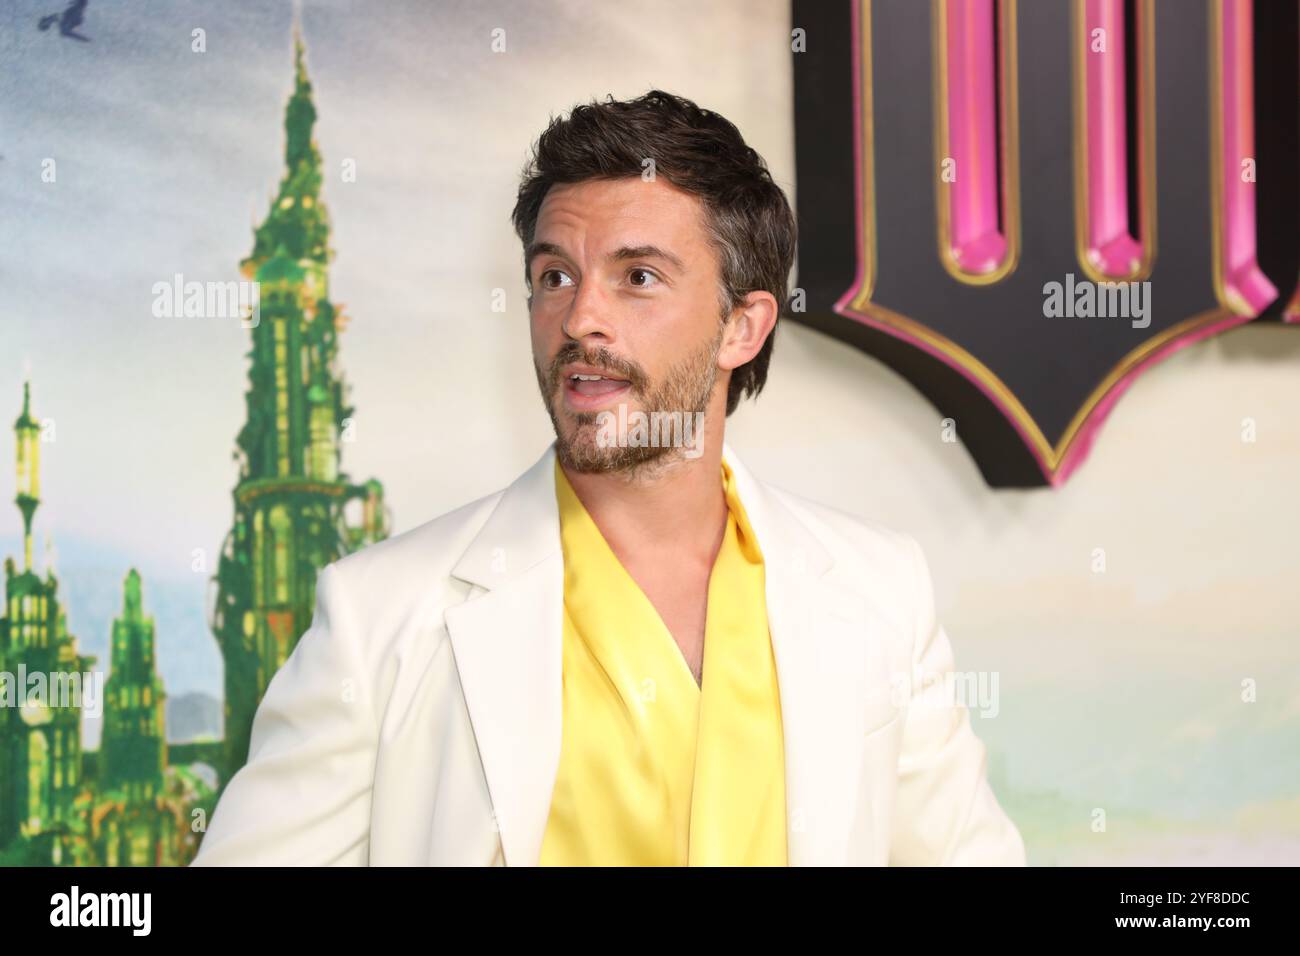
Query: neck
xmin=559 ymin=397 xmax=730 ymax=565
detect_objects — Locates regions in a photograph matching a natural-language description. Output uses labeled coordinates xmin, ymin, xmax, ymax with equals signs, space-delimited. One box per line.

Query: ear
xmin=716 ymin=291 xmax=779 ymax=372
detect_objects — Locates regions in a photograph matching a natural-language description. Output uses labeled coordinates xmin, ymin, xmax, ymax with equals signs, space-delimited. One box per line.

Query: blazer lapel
xmin=444 ymin=444 xmax=564 ymax=867
xmin=445 ymin=440 xmax=878 ymax=867
xmin=721 ymin=442 xmax=878 ymax=866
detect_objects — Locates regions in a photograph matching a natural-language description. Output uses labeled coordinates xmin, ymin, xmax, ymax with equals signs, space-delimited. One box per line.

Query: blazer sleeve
xmin=887 ymin=535 xmax=1027 ymax=866
xmin=190 ymin=562 xmax=378 ymax=866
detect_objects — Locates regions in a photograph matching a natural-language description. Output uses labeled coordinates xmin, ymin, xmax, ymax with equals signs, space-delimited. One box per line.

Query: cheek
xmin=678 ymin=283 xmax=723 ymax=332
xmin=646 ymin=296 xmax=714 ymax=357
xmin=530 ymin=296 xmax=565 ymax=333
xmin=528 ymin=309 xmax=552 ymax=355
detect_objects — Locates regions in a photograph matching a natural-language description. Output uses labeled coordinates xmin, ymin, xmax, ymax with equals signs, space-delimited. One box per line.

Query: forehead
xmin=534 ymin=177 xmax=710 ymax=253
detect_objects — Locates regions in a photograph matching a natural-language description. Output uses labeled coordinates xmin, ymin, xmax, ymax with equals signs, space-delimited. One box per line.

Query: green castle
xmin=0 ymin=382 xmax=99 ymax=864
xmin=210 ymin=33 xmax=390 ymax=785
xmin=0 ymin=34 xmax=387 ymax=864
xmin=0 ymin=383 xmax=203 ymax=865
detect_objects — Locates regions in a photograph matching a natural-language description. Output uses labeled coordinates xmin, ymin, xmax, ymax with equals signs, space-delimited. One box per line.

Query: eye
xmin=628 ymin=267 xmax=661 ymax=288
xmin=540 ymin=268 xmax=574 ymax=290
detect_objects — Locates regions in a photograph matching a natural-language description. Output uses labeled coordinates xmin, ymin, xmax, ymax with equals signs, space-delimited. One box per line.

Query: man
xmin=192 ymin=90 xmax=1026 ymax=867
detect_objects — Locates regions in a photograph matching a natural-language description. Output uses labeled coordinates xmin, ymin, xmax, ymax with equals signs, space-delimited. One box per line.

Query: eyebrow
xmin=525 ymin=241 xmax=686 ymax=276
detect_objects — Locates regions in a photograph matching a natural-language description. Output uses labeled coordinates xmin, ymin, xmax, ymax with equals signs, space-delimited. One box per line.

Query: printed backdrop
xmin=1 ymin=0 xmax=1297 ymax=866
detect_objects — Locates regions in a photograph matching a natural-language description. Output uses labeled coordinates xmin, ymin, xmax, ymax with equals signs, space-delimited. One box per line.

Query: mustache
xmin=547 ymin=343 xmax=648 ymax=393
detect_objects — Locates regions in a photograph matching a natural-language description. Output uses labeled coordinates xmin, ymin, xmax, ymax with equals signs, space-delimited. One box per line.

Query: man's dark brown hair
xmin=511 ymin=89 xmax=796 ymax=416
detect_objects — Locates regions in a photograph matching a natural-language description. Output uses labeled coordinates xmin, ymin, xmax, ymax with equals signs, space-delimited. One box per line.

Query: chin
xmin=556 ymin=424 xmax=670 ymax=474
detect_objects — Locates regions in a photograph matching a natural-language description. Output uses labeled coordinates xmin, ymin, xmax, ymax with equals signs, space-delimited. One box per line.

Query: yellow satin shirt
xmin=539 ymin=456 xmax=788 ymax=866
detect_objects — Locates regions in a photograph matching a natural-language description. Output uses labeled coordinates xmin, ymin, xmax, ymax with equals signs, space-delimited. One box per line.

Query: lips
xmin=560 ymin=366 xmax=632 ymax=411
xmin=569 ymin=376 xmax=626 ymax=396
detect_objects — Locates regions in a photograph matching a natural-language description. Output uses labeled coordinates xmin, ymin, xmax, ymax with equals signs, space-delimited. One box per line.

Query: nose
xmin=561 ymin=275 xmax=614 ymax=344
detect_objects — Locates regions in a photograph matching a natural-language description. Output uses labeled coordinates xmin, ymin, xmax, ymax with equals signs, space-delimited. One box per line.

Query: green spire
xmin=15 ymin=381 xmax=36 ymax=430
xmin=14 ymin=380 xmax=41 ymax=571
xmin=285 ymin=34 xmax=317 ymax=171
xmin=244 ymin=32 xmax=330 ymax=270
xmin=122 ymin=567 xmax=142 ymax=616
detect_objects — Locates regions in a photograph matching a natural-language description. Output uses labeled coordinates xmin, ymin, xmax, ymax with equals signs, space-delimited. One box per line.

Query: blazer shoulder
xmin=764 ymin=482 xmax=919 ymax=571
xmin=317 ymin=487 xmax=504 ymax=636
xmin=760 ymin=481 xmax=930 ymax=642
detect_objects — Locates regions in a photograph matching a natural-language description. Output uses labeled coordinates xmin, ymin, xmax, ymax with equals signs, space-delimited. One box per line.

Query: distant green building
xmin=101 ymin=569 xmax=166 ymax=804
xmin=88 ymin=568 xmax=181 ymax=866
xmin=209 ymin=34 xmax=390 ymax=785
xmin=0 ymin=382 xmax=97 ymax=865
xmin=88 ymin=566 xmax=206 ymax=867
xmin=0 ymin=384 xmax=208 ymax=867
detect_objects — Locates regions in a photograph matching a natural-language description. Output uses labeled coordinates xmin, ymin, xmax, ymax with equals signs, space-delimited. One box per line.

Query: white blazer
xmin=191 ymin=441 xmax=1026 ymax=867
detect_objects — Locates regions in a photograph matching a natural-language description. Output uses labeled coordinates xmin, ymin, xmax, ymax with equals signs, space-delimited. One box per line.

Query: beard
xmin=534 ymin=324 xmax=723 ymax=476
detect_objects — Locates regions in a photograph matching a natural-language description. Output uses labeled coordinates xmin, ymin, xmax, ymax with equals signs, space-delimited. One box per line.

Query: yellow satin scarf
xmin=539 ymin=456 xmax=787 ymax=866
